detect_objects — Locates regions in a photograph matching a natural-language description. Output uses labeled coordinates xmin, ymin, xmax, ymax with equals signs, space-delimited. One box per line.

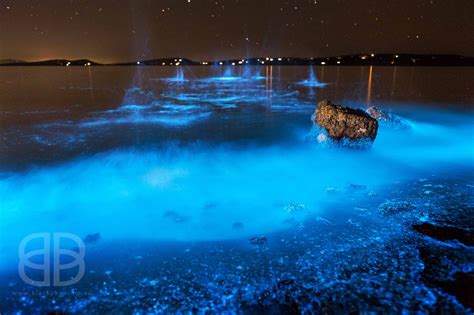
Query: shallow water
xmin=0 ymin=66 xmax=473 ymax=312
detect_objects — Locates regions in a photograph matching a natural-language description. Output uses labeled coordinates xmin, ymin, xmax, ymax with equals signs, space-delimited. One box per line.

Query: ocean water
xmin=0 ymin=66 xmax=473 ymax=312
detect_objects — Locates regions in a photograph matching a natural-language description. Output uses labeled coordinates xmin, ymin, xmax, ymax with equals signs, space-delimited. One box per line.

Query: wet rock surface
xmin=418 ymin=244 xmax=474 ymax=311
xmin=413 ymin=222 xmax=473 ymax=246
xmin=437 ymin=272 xmax=474 ymax=310
xmin=1 ymin=175 xmax=473 ymax=313
xmin=367 ymin=106 xmax=387 ymax=120
xmin=367 ymin=106 xmax=412 ymax=129
xmin=313 ymin=100 xmax=378 ymax=142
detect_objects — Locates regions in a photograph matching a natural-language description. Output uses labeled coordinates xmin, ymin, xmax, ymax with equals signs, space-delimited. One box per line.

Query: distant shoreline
xmin=1 ymin=54 xmax=473 ymax=67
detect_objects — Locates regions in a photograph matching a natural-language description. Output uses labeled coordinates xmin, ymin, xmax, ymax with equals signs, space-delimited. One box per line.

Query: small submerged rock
xmin=284 ymin=202 xmax=306 ymax=213
xmin=378 ymin=200 xmax=416 ymax=215
xmin=313 ymin=100 xmax=378 ymax=143
xmin=84 ymin=233 xmax=101 ymax=244
xmin=368 ymin=191 xmax=377 ymax=197
xmin=203 ymin=202 xmax=218 ymax=210
xmin=346 ymin=184 xmax=368 ymax=192
xmin=326 ymin=187 xmax=340 ymax=194
xmin=232 ymin=222 xmax=244 ymax=230
xmin=163 ymin=210 xmax=188 ymax=223
xmin=249 ymin=236 xmax=267 ymax=245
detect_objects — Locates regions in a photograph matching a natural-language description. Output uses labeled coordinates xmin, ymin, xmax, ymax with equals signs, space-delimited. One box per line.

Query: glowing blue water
xmin=160 ymin=68 xmax=188 ymax=83
xmin=196 ymin=66 xmax=266 ymax=83
xmin=1 ymin=66 xmax=474 ymax=313
xmin=223 ymin=66 xmax=233 ymax=78
xmin=296 ymin=66 xmax=330 ymax=87
xmin=1 ymin=107 xmax=473 ymax=268
xmin=0 ymin=67 xmax=473 ymax=273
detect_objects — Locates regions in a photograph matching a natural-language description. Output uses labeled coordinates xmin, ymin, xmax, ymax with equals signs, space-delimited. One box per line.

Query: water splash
xmin=241 ymin=66 xmax=252 ymax=78
xmin=122 ymin=86 xmax=156 ymax=106
xmin=198 ymin=66 xmax=266 ymax=83
xmin=161 ymin=68 xmax=188 ymax=83
xmin=223 ymin=66 xmax=233 ymax=78
xmin=296 ymin=66 xmax=330 ymax=88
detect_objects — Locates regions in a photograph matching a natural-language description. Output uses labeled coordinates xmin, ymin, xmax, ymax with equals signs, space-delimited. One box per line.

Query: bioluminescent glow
xmin=160 ymin=68 xmax=188 ymax=83
xmin=296 ymin=66 xmax=330 ymax=88
xmin=39 ymin=68 xmax=316 ymax=130
xmin=1 ymin=0 xmax=473 ymax=310
xmin=0 ymin=65 xmax=473 ymax=313
xmin=122 ymin=86 xmax=157 ymax=106
xmin=80 ymin=111 xmax=211 ymax=127
xmin=1 ymin=107 xmax=473 ymax=269
xmin=195 ymin=66 xmax=266 ymax=83
xmin=223 ymin=66 xmax=233 ymax=77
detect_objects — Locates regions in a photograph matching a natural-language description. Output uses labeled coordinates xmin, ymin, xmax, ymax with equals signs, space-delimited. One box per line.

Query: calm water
xmin=0 ymin=66 xmax=473 ymax=312
xmin=0 ymin=66 xmax=472 ymax=169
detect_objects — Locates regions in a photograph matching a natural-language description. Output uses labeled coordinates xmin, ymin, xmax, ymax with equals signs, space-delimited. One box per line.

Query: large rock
xmin=313 ymin=100 xmax=378 ymax=142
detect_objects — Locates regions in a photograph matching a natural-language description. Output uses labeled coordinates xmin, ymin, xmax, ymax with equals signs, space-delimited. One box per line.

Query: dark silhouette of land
xmin=1 ymin=54 xmax=473 ymax=67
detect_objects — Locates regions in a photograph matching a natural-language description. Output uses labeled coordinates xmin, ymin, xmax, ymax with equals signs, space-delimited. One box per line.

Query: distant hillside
xmin=111 ymin=58 xmax=198 ymax=66
xmin=0 ymin=59 xmax=26 ymax=64
xmin=0 ymin=59 xmax=101 ymax=66
xmin=1 ymin=54 xmax=473 ymax=67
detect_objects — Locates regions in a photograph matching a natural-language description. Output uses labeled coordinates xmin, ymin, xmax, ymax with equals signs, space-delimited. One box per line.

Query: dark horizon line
xmin=1 ymin=53 xmax=473 ymax=67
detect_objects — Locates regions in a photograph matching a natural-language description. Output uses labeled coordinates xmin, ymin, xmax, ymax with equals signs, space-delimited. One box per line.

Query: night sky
xmin=0 ymin=0 xmax=472 ymax=63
